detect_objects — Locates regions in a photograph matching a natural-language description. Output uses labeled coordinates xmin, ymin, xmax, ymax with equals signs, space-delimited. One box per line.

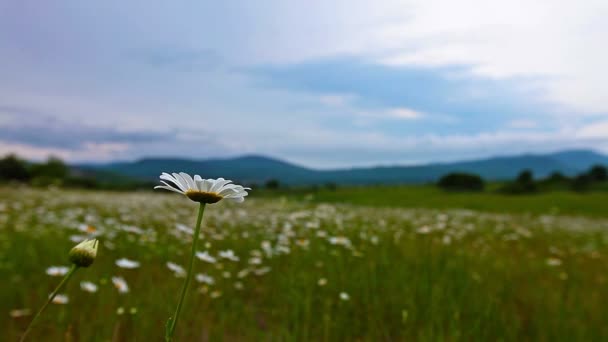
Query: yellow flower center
xmin=185 ymin=190 xmax=224 ymax=204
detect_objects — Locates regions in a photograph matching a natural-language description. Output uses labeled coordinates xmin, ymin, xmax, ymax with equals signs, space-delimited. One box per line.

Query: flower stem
xmin=166 ymin=203 xmax=205 ymax=341
xmin=20 ymin=264 xmax=78 ymax=342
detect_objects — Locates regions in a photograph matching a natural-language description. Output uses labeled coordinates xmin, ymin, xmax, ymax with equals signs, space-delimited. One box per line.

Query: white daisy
xmin=166 ymin=262 xmax=186 ymax=277
xmin=219 ymin=249 xmax=240 ymax=262
xmin=115 ymin=258 xmax=141 ymax=269
xmin=195 ymin=273 xmax=215 ymax=285
xmin=51 ymin=294 xmax=69 ymax=304
xmin=112 ymin=276 xmax=130 ymax=294
xmin=196 ymin=251 xmax=217 ymax=264
xmin=154 ymin=172 xmax=250 ymax=204
xmin=46 ymin=266 xmax=69 ymax=277
xmin=80 ymin=281 xmax=98 ymax=293
xmin=339 ymin=292 xmax=350 ymax=301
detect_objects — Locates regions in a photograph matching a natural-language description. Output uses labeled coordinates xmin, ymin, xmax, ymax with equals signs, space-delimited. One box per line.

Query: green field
xmin=279 ymin=184 xmax=608 ymax=218
xmin=2 ymin=187 xmax=608 ymax=341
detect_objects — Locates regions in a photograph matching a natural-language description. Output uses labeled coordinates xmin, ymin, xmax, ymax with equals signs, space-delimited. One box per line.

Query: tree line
xmin=437 ymin=165 xmax=607 ymax=194
xmin=0 ymin=154 xmax=152 ymax=190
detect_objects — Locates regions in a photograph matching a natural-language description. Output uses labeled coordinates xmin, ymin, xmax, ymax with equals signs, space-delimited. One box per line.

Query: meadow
xmin=2 ymin=186 xmax=608 ymax=341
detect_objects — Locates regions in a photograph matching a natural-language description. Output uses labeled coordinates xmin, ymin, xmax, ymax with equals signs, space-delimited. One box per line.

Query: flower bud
xmin=69 ymin=239 xmax=99 ymax=267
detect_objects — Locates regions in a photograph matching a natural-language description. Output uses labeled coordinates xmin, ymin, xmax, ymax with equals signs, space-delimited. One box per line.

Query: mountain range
xmin=79 ymin=149 xmax=608 ymax=186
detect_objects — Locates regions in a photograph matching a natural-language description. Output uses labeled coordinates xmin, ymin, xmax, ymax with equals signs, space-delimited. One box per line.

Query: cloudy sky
xmin=1 ymin=0 xmax=607 ymax=168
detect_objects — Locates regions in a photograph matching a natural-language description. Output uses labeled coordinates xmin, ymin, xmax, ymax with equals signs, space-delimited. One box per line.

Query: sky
xmin=1 ymin=0 xmax=607 ymax=168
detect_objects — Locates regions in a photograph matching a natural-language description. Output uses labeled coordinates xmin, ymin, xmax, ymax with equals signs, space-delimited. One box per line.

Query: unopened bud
xmin=69 ymin=239 xmax=99 ymax=267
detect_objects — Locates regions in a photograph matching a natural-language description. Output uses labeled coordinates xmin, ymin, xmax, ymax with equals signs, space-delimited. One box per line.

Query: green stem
xmin=20 ymin=264 xmax=78 ymax=342
xmin=166 ymin=203 xmax=205 ymax=341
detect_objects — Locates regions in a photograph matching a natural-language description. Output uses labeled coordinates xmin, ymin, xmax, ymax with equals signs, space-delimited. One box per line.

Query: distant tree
xmin=571 ymin=173 xmax=591 ymax=192
xmin=516 ymin=169 xmax=534 ymax=184
xmin=547 ymin=171 xmax=568 ymax=182
xmin=29 ymin=157 xmax=69 ymax=187
xmin=500 ymin=169 xmax=537 ymax=194
xmin=30 ymin=157 xmax=69 ymax=180
xmin=0 ymin=154 xmax=30 ymax=181
xmin=324 ymin=182 xmax=338 ymax=191
xmin=437 ymin=172 xmax=484 ymax=191
xmin=588 ymin=165 xmax=607 ymax=182
xmin=265 ymin=179 xmax=280 ymax=189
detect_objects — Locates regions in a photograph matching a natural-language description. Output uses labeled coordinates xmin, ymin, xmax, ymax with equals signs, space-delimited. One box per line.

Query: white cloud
xmin=576 ymin=120 xmax=608 ymax=139
xmin=318 ymin=94 xmax=355 ymax=107
xmin=386 ymin=108 xmax=424 ymax=120
xmin=507 ymin=119 xmax=538 ymax=129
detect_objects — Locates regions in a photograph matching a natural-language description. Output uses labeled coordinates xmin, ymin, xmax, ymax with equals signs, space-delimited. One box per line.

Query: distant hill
xmin=79 ymin=149 xmax=608 ymax=186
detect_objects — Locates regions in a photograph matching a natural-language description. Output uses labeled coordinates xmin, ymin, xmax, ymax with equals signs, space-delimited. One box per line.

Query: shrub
xmin=437 ymin=172 xmax=484 ymax=191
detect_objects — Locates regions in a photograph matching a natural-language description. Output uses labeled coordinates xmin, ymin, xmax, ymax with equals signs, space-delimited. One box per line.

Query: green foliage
xmin=500 ymin=169 xmax=537 ymax=194
xmin=437 ymin=172 xmax=484 ymax=192
xmin=0 ymin=154 xmax=30 ymax=182
xmin=587 ymin=165 xmax=607 ymax=182
xmin=265 ymin=178 xmax=281 ymax=189
xmin=29 ymin=157 xmax=69 ymax=180
xmin=0 ymin=154 xmax=154 ymax=191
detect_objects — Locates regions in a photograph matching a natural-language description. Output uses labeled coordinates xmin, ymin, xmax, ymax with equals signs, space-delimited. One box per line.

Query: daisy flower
xmin=115 ymin=258 xmax=140 ymax=269
xmin=219 ymin=249 xmax=240 ymax=262
xmin=46 ymin=266 xmax=69 ymax=277
xmin=195 ymin=273 xmax=215 ymax=285
xmin=51 ymin=294 xmax=69 ymax=304
xmin=112 ymin=276 xmax=130 ymax=294
xmin=154 ymin=172 xmax=250 ymax=204
xmin=166 ymin=262 xmax=186 ymax=277
xmin=196 ymin=251 xmax=217 ymax=264
xmin=80 ymin=281 xmax=98 ymax=293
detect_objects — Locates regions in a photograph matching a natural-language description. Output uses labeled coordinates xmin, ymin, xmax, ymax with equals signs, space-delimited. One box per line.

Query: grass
xmin=1 ymin=186 xmax=608 ymax=341
xmin=273 ymin=184 xmax=608 ymax=218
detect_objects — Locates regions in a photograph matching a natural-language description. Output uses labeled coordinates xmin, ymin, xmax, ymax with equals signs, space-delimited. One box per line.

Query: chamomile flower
xmin=219 ymin=249 xmax=240 ymax=262
xmin=115 ymin=258 xmax=140 ymax=269
xmin=46 ymin=266 xmax=69 ymax=277
xmin=196 ymin=251 xmax=217 ymax=263
xmin=112 ymin=276 xmax=129 ymax=294
xmin=166 ymin=262 xmax=186 ymax=277
xmin=195 ymin=273 xmax=215 ymax=285
xmin=80 ymin=281 xmax=98 ymax=293
xmin=51 ymin=294 xmax=69 ymax=304
xmin=154 ymin=172 xmax=250 ymax=204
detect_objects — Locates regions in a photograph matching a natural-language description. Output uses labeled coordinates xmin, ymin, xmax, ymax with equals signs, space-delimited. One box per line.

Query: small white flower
xmin=416 ymin=226 xmax=432 ymax=234
xmin=112 ymin=276 xmax=130 ymax=294
xmin=219 ymin=249 xmax=240 ymax=262
xmin=318 ymin=278 xmax=327 ymax=286
xmin=9 ymin=308 xmax=31 ymax=318
xmin=328 ymin=236 xmax=351 ymax=247
xmin=546 ymin=258 xmax=562 ymax=266
xmin=46 ymin=266 xmax=69 ymax=277
xmin=80 ymin=281 xmax=98 ymax=293
xmin=166 ymin=262 xmax=186 ymax=277
xmin=154 ymin=173 xmax=250 ymax=204
xmin=51 ymin=294 xmax=69 ymax=304
xmin=196 ymin=251 xmax=217 ymax=263
xmin=339 ymin=292 xmax=350 ymax=301
xmin=115 ymin=258 xmax=141 ymax=269
xmin=195 ymin=273 xmax=215 ymax=285
xmin=254 ymin=267 xmax=271 ymax=276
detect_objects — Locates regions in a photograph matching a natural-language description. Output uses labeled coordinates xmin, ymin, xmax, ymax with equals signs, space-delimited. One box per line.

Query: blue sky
xmin=1 ymin=0 xmax=607 ymax=168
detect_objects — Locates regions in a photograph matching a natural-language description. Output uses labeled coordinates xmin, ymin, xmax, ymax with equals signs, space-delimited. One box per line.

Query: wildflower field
xmin=2 ymin=187 xmax=608 ymax=341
